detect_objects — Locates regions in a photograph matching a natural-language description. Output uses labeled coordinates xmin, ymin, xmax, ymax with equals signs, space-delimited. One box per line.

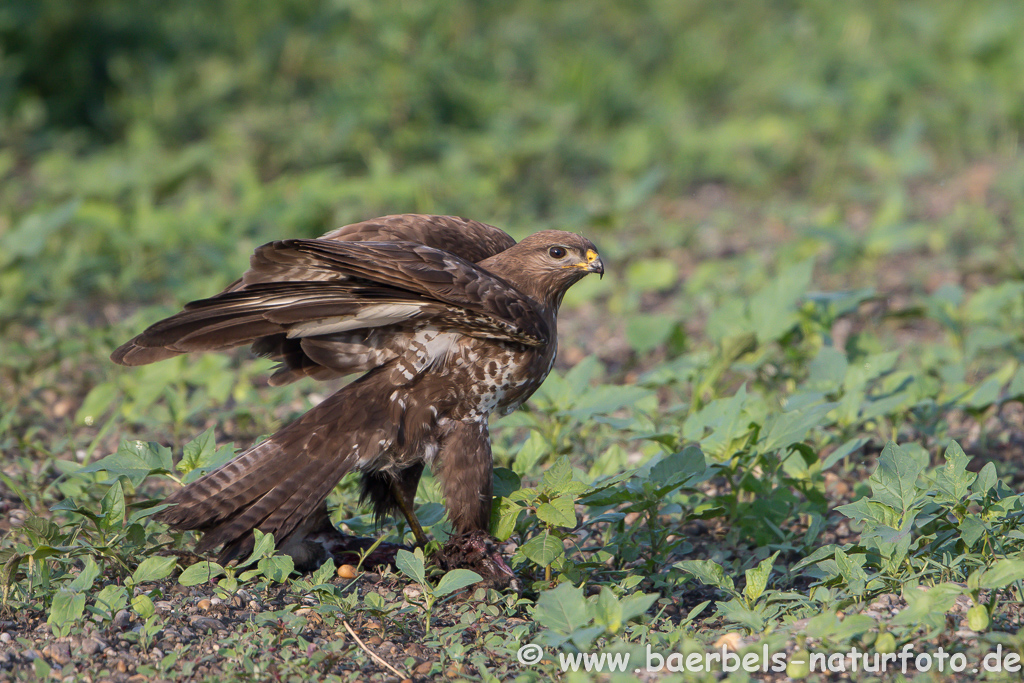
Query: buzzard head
xmin=485 ymin=230 xmax=604 ymax=310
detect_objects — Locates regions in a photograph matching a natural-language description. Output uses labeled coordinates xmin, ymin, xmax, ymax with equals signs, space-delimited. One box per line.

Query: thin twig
xmin=343 ymin=620 xmax=407 ymax=678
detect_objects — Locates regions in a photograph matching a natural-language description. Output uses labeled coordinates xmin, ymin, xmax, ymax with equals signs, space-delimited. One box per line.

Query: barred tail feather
xmin=154 ymin=369 xmax=395 ymax=563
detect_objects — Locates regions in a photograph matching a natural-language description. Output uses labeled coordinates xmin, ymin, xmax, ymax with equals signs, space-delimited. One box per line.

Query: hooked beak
xmin=584 ymin=248 xmax=604 ymax=278
xmin=563 ymin=249 xmax=605 ymax=278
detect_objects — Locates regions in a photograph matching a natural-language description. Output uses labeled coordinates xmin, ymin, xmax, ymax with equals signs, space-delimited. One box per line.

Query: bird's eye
xmin=549 ymin=246 xmax=567 ymax=259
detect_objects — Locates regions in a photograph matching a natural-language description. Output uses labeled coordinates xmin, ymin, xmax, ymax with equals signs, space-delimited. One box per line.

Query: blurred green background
xmin=3 ymin=0 xmax=1024 ymax=447
xmin=4 ymin=0 xmax=1024 ymax=314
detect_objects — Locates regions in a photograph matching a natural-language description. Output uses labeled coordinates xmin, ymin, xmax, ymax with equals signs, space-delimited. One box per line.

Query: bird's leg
xmin=391 ymin=480 xmax=429 ymax=547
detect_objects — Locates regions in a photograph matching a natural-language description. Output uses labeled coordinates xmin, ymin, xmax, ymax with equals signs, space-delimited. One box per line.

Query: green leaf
xmin=869 ymin=441 xmax=925 ymax=514
xmin=492 ymin=498 xmax=522 ymax=541
xmin=492 ymin=468 xmax=521 ymax=498
xmin=564 ymin=384 xmax=653 ymax=420
xmin=802 ymin=611 xmax=875 ymax=641
xmin=75 ymin=382 xmax=118 ymax=426
xmin=625 ymin=315 xmax=677 ymax=354
xmin=178 ymin=561 xmax=225 ymax=587
xmin=94 ymin=585 xmax=128 ymax=615
xmin=686 ymin=385 xmax=751 ymax=458
xmin=131 ymin=594 xmax=155 ymax=619
xmin=934 ymin=441 xmax=975 ymax=503
xmin=563 ymin=355 xmax=603 ymax=393
xmin=257 ymin=555 xmax=295 ymax=583
xmin=512 ymin=431 xmax=549 ymax=476
xmin=100 ymin=481 xmax=126 ymax=531
xmin=648 ymin=446 xmax=706 ymax=494
xmin=749 ymin=258 xmax=813 ymax=342
xmin=759 ymin=402 xmax=837 ymax=454
xmin=433 ymin=569 xmax=482 ymax=597
xmin=820 ymin=437 xmax=868 ymax=471
xmin=890 ymin=584 xmax=962 ymax=636
xmin=520 ymin=534 xmax=564 ymax=568
xmin=311 ymin=558 xmax=336 ymax=586
xmin=743 ymin=551 xmax=779 ymax=603
xmin=3 ymin=199 xmax=79 ymax=261
xmin=958 ymin=515 xmax=988 ymax=547
xmin=833 ymin=548 xmax=868 ymax=593
xmin=131 ymin=556 xmax=177 ymax=584
xmin=619 ymin=592 xmax=658 ymax=624
xmin=395 ymin=548 xmax=427 ymax=585
xmin=48 ymin=588 xmax=86 ymax=637
xmin=805 ymin=346 xmax=849 ymax=392
xmin=674 ymin=559 xmax=735 ymax=592
xmin=69 ymin=557 xmax=101 ymax=592
xmin=625 ymin=258 xmax=677 ymax=292
xmin=534 ymin=582 xmax=591 ymax=635
xmin=715 ymin=597 xmax=765 ymax=631
xmin=541 ymin=456 xmax=574 ymax=493
xmin=178 ymin=428 xmax=235 ymax=476
xmin=973 ymin=462 xmax=997 ymax=495
xmin=536 ymin=495 xmax=577 ymax=528
xmin=979 ymin=559 xmax=1024 ymax=590
xmin=78 ymin=440 xmax=173 ymax=486
xmin=594 ymin=587 xmax=623 ymax=633
xmin=836 ymin=497 xmax=898 ymax=526
xmin=238 ymin=529 xmax=276 ymax=568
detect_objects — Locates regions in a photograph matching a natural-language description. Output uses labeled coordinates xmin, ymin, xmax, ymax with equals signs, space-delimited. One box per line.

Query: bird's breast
xmin=448 ymin=337 xmax=554 ymax=419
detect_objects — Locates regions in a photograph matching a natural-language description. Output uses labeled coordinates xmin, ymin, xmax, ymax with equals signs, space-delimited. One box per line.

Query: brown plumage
xmin=112 ymin=214 xmax=603 ymax=566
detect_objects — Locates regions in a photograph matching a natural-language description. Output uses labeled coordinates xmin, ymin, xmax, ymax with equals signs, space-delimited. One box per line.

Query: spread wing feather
xmin=111 ymin=236 xmax=548 ymax=383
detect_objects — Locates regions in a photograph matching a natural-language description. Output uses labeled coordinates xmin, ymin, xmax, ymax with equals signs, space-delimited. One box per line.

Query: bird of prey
xmin=112 ymin=214 xmax=603 ymax=576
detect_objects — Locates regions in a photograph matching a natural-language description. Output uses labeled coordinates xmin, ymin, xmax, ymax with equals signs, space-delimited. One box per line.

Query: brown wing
xmin=116 ymin=214 xmax=519 ymax=381
xmin=221 ymin=214 xmax=517 ymax=295
xmin=320 ymin=214 xmax=517 ymax=262
xmin=111 ymin=239 xmax=548 ymax=384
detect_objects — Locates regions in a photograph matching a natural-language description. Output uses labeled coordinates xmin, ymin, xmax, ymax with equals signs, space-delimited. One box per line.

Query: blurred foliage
xmin=3 ymin=0 xmax=1024 ymax=321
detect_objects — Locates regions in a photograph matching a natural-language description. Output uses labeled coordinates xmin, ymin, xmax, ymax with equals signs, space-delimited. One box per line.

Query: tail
xmin=155 ymin=369 xmax=398 ymax=563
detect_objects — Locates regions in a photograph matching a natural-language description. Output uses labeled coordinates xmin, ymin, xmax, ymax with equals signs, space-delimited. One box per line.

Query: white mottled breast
xmin=452 ymin=337 xmax=553 ymax=419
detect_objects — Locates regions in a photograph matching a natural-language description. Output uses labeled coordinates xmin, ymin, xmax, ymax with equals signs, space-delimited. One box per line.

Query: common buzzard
xmin=112 ymin=214 xmax=603 ymax=577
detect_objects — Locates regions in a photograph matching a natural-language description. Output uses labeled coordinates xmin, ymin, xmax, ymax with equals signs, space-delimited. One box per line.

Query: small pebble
xmin=113 ymin=610 xmax=132 ymax=630
xmin=337 ymin=564 xmax=357 ymax=579
xmin=80 ymin=638 xmax=102 ymax=656
xmin=43 ymin=642 xmax=72 ymax=665
xmin=0 ymin=633 xmax=10 ymax=643
xmin=189 ymin=617 xmax=225 ymax=632
xmin=366 ymin=635 xmax=382 ymax=646
xmin=414 ymin=661 xmax=433 ymax=675
xmin=196 ymin=599 xmax=212 ymax=611
xmin=209 ymin=597 xmax=223 ymax=606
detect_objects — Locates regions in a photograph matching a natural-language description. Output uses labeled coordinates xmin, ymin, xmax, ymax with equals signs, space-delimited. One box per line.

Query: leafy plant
xmin=394 ymin=547 xmax=481 ymax=633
